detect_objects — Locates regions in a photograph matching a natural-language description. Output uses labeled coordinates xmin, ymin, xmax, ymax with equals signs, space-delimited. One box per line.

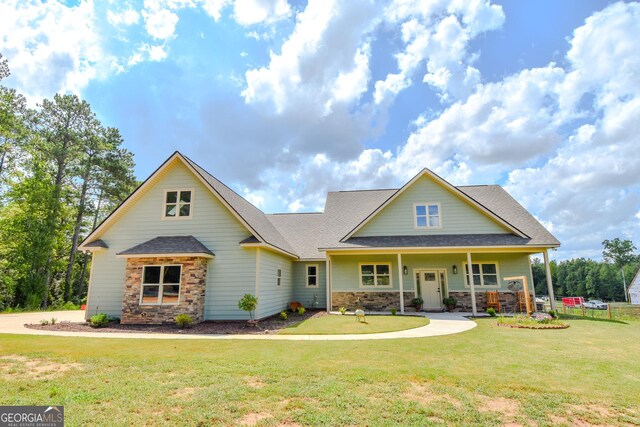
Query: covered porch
xmin=324 ymin=247 xmax=556 ymax=315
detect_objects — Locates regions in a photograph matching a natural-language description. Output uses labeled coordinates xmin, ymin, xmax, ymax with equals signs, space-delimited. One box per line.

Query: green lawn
xmin=279 ymin=314 xmax=429 ymax=335
xmin=1 ymin=317 xmax=639 ymax=426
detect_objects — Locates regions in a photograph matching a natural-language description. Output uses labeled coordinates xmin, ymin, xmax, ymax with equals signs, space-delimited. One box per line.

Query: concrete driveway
xmin=0 ymin=310 xmax=477 ymax=341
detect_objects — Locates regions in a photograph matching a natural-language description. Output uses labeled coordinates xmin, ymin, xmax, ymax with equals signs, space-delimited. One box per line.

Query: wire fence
xmin=558 ymin=303 xmax=640 ymax=322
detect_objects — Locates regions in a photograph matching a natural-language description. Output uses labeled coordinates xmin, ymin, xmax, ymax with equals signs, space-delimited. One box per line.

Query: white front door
xmin=419 ymin=270 xmax=442 ymax=310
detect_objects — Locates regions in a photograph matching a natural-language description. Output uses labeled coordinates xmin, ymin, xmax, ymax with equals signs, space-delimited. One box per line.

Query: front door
xmin=419 ymin=270 xmax=442 ymax=310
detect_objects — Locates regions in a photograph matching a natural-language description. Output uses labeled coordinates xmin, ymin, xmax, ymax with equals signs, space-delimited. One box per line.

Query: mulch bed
xmin=25 ymin=310 xmax=327 ymax=335
xmin=497 ymin=322 xmax=569 ymax=330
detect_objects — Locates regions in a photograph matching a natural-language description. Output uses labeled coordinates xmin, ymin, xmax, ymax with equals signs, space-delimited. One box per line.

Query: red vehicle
xmin=561 ymin=297 xmax=585 ymax=307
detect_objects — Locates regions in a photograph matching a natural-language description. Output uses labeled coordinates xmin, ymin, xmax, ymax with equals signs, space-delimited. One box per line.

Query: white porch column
xmin=325 ymin=254 xmax=332 ymax=313
xmin=543 ymin=249 xmax=556 ymax=311
xmin=398 ymin=253 xmax=405 ymax=314
xmin=466 ymin=252 xmax=478 ymax=316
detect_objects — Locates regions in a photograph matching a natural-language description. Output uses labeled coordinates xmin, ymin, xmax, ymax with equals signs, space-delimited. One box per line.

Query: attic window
xmin=415 ymin=203 xmax=441 ymax=228
xmin=164 ymin=190 xmax=192 ymax=219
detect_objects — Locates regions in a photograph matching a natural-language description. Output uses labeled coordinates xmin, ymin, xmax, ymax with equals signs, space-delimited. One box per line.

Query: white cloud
xmin=143 ymin=8 xmax=179 ymax=39
xmin=0 ymin=0 xmax=107 ymax=102
xmin=107 ymin=8 xmax=140 ymax=26
xmin=233 ymin=0 xmax=291 ymax=26
xmin=374 ymin=0 xmax=504 ymax=104
xmin=242 ymin=0 xmax=379 ymax=114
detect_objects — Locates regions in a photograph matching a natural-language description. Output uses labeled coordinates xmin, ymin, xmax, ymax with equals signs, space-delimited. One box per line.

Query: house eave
xmin=239 ymin=242 xmax=299 ymax=259
xmin=115 ymin=252 xmax=215 ymax=259
xmin=321 ymin=244 xmax=560 ymax=255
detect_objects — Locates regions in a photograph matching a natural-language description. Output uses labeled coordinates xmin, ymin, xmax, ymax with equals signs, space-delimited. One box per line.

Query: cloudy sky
xmin=1 ymin=0 xmax=638 ymax=260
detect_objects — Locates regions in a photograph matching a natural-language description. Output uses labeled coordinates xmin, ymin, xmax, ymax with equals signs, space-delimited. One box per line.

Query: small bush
xmin=547 ymin=309 xmax=557 ymax=319
xmin=411 ymin=297 xmax=424 ymax=308
xmin=443 ymin=296 xmax=457 ymax=306
xmin=280 ymin=311 xmax=288 ymax=321
xmin=486 ymin=307 xmax=496 ymax=317
xmin=50 ymin=317 xmax=57 ymax=325
xmin=89 ymin=313 xmax=109 ymax=328
xmin=390 ymin=308 xmax=397 ymax=315
xmin=40 ymin=319 xmax=49 ymax=326
xmin=297 ymin=307 xmax=306 ymax=316
xmin=339 ymin=307 xmax=347 ymax=315
xmin=238 ymin=293 xmax=258 ymax=322
xmin=175 ymin=314 xmax=194 ymax=329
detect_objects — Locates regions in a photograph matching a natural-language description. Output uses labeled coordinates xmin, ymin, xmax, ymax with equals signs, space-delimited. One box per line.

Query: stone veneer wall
xmin=331 ymin=291 xmax=416 ymax=311
xmin=121 ymin=256 xmax=208 ymax=324
xmin=448 ymin=291 xmax=532 ymax=313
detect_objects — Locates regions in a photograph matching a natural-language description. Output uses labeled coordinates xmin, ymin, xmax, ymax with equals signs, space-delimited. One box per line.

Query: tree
xmin=0 ymin=53 xmax=28 ymax=195
xmin=602 ymin=238 xmax=637 ymax=302
xmin=238 ymin=294 xmax=258 ymax=322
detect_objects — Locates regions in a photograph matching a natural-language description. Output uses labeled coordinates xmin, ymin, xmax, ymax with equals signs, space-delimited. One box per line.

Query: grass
xmin=1 ymin=317 xmax=639 ymax=426
xmin=279 ymin=314 xmax=429 ymax=335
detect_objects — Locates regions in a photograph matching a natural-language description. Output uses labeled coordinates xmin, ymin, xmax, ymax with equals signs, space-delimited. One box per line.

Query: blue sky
xmin=1 ymin=0 xmax=638 ymax=260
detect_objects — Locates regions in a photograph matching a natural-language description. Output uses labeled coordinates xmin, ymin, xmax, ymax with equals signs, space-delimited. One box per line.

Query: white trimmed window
xmin=141 ymin=265 xmax=181 ymax=305
xmin=464 ymin=262 xmax=499 ymax=287
xmin=306 ymin=264 xmax=318 ymax=288
xmin=164 ymin=190 xmax=192 ymax=218
xmin=277 ymin=268 xmax=282 ymax=286
xmin=415 ymin=203 xmax=441 ymax=228
xmin=359 ymin=263 xmax=392 ymax=288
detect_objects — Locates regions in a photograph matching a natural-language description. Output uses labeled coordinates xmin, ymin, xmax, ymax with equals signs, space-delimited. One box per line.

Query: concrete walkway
xmin=0 ymin=310 xmax=477 ymax=341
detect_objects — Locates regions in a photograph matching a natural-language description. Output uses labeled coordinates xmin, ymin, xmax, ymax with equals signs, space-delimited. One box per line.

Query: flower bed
xmin=496 ymin=313 xmax=569 ymax=330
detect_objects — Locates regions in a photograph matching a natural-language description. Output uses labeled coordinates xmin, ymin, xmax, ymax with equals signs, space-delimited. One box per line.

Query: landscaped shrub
xmin=497 ymin=313 xmax=568 ymax=329
xmin=390 ymin=308 xmax=397 ymax=315
xmin=443 ymin=296 xmax=457 ymax=310
xmin=40 ymin=319 xmax=49 ymax=326
xmin=50 ymin=317 xmax=57 ymax=325
xmin=547 ymin=309 xmax=557 ymax=319
xmin=339 ymin=307 xmax=347 ymax=315
xmin=297 ymin=307 xmax=306 ymax=316
xmin=280 ymin=311 xmax=288 ymax=321
xmin=486 ymin=307 xmax=496 ymax=317
xmin=238 ymin=293 xmax=258 ymax=322
xmin=89 ymin=313 xmax=109 ymax=328
xmin=411 ymin=297 xmax=424 ymax=311
xmin=175 ymin=314 xmax=194 ymax=329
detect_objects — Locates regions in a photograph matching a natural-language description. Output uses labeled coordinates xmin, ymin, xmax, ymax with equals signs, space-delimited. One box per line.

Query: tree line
xmin=532 ymin=239 xmax=640 ymax=302
xmin=0 ymin=54 xmax=137 ymax=310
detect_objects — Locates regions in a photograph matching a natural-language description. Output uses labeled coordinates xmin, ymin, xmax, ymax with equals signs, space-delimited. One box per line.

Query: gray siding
xmin=356 ymin=176 xmax=510 ymax=236
xmin=86 ymin=161 xmax=257 ymax=320
xmin=292 ymin=261 xmax=327 ymax=308
xmin=256 ymin=249 xmax=293 ymax=319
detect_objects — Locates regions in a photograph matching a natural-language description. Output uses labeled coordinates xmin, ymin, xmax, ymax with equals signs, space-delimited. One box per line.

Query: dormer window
xmin=415 ymin=203 xmax=441 ymax=228
xmin=164 ymin=190 xmax=192 ymax=219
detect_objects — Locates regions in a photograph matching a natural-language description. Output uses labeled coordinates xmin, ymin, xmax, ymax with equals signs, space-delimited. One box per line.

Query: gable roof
xmin=317 ymin=185 xmax=559 ymax=251
xmin=179 ymin=154 xmax=296 ymax=257
xmin=80 ymin=152 xmax=558 ymax=259
xmin=80 ymin=152 xmax=297 ymax=258
xmin=342 ymin=168 xmax=528 ymax=241
xmin=116 ymin=236 xmax=214 ymax=258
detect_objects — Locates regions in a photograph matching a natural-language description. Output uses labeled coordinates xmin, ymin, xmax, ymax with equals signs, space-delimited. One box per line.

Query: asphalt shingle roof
xmin=267 ymin=213 xmax=326 ymax=259
xmin=117 ymin=236 xmax=214 ymax=256
xmin=181 ymin=154 xmax=297 ymax=257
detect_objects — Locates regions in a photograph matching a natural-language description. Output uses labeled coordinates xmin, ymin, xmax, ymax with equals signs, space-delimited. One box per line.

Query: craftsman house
xmin=79 ymin=151 xmax=560 ymax=324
